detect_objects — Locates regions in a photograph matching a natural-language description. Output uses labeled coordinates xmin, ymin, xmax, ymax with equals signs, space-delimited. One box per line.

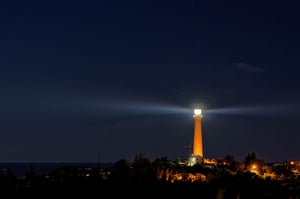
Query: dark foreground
xmin=1 ymin=155 xmax=300 ymax=198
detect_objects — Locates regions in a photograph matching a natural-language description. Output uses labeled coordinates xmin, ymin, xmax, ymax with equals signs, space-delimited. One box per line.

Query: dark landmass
xmin=1 ymin=153 xmax=300 ymax=198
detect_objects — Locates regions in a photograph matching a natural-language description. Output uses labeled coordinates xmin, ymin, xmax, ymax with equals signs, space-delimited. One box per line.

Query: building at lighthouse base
xmin=186 ymin=155 xmax=218 ymax=167
xmin=187 ymin=155 xmax=204 ymax=166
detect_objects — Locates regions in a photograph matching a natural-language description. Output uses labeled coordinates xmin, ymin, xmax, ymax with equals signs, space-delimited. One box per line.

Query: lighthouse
xmin=187 ymin=108 xmax=204 ymax=166
xmin=193 ymin=108 xmax=203 ymax=157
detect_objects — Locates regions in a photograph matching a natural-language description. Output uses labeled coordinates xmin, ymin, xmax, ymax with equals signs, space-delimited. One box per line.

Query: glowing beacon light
xmin=194 ymin=109 xmax=202 ymax=115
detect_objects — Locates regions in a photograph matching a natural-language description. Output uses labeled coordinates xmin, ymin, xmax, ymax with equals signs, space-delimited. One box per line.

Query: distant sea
xmin=0 ymin=162 xmax=114 ymax=177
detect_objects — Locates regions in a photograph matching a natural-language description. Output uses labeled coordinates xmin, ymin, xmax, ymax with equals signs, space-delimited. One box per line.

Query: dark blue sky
xmin=1 ymin=0 xmax=300 ymax=163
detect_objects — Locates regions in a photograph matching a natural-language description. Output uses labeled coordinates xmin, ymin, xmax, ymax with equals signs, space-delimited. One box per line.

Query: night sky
xmin=1 ymin=0 xmax=300 ymax=163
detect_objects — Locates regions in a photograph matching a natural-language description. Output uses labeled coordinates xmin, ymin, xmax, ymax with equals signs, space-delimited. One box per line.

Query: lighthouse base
xmin=187 ymin=155 xmax=204 ymax=166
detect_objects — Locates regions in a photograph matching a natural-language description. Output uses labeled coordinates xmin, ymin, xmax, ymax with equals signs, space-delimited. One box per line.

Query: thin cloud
xmin=232 ymin=62 xmax=264 ymax=73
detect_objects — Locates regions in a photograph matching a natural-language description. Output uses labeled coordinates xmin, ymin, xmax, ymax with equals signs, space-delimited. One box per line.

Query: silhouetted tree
xmin=111 ymin=158 xmax=133 ymax=182
xmin=244 ymin=152 xmax=257 ymax=166
xmin=244 ymin=152 xmax=264 ymax=165
xmin=223 ymin=155 xmax=236 ymax=171
xmin=132 ymin=153 xmax=155 ymax=183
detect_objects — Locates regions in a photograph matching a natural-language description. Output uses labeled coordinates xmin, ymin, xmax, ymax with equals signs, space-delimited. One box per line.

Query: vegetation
xmin=1 ymin=152 xmax=300 ymax=198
